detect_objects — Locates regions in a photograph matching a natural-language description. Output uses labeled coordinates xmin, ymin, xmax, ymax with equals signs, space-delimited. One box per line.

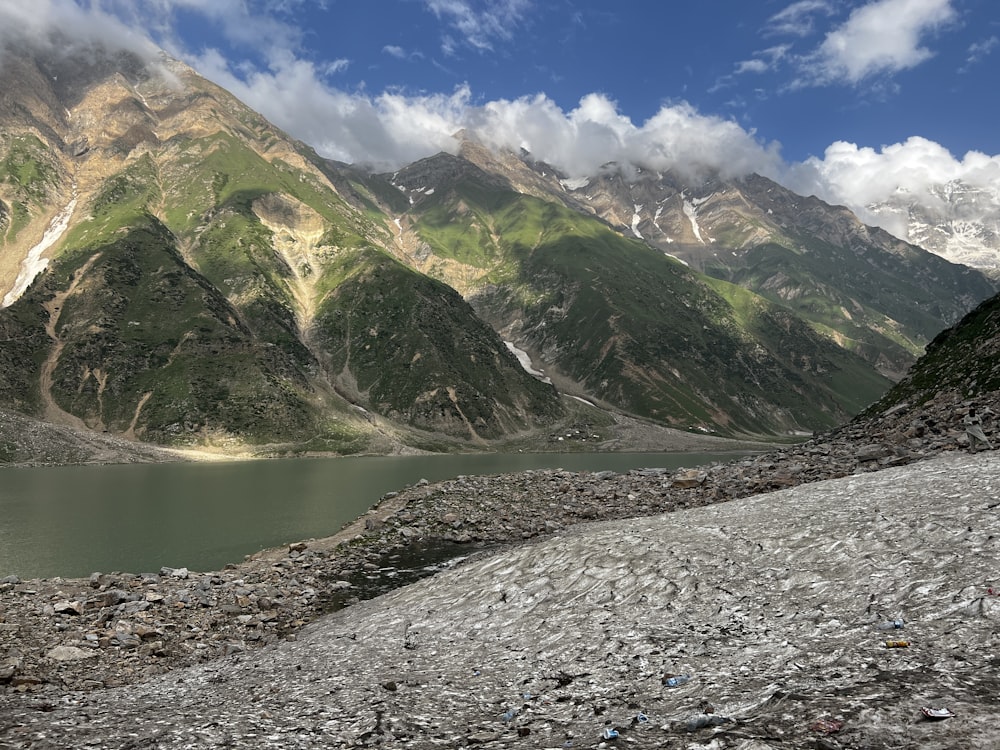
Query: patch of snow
xmin=569 ymin=395 xmax=595 ymax=407
xmin=630 ymin=204 xmax=643 ymax=239
xmin=682 ymin=199 xmax=705 ymax=244
xmin=504 ymin=341 xmax=551 ymax=384
xmin=664 ymin=252 xmax=689 ymax=266
xmin=2 ymin=194 xmax=77 ymax=308
xmin=652 ymin=205 xmax=672 ymax=242
xmin=560 ymin=177 xmax=590 ymax=191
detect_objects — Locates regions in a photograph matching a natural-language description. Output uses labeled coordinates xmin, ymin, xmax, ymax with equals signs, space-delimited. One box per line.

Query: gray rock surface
xmin=2 ymin=451 xmax=999 ymax=749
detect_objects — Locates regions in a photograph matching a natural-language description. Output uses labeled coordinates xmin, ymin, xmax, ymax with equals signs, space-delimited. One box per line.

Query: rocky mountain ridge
xmin=448 ymin=145 xmax=994 ymax=381
xmin=0 ymin=46 xmax=565 ymax=455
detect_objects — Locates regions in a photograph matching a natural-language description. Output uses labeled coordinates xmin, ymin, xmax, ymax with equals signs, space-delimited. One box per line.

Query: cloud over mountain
xmin=2 ymin=0 xmax=997 ymax=250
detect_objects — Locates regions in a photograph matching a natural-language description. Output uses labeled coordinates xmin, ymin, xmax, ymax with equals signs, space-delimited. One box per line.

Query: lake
xmin=0 ymin=451 xmax=743 ymax=579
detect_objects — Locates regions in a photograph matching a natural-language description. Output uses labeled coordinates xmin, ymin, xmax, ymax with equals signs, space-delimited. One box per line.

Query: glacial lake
xmin=0 ymin=451 xmax=745 ymax=579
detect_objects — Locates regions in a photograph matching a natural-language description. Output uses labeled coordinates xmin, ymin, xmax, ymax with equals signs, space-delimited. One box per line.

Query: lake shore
xmin=1 ymin=388 xmax=994 ymax=700
xmin=0 ymin=402 xmax=776 ymax=469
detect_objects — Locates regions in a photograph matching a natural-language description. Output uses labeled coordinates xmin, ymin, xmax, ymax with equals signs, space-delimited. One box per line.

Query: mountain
xmin=869 ymin=290 xmax=1000 ymax=413
xmin=0 ymin=42 xmax=562 ymax=454
xmin=867 ymin=180 xmax=1000 ymax=278
xmin=442 ymin=146 xmax=993 ymax=382
xmin=0 ymin=41 xmax=996 ymax=456
xmin=342 ymin=139 xmax=993 ymax=434
xmin=358 ymin=151 xmax=889 ymax=434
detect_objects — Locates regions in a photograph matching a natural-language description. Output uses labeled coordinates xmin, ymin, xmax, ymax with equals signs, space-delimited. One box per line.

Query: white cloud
xmin=735 ymin=59 xmax=769 ymax=75
xmin=461 ymin=94 xmax=784 ymax=182
xmin=795 ymin=0 xmax=956 ymax=86
xmin=421 ymin=0 xmax=533 ymax=53
xmin=185 ymin=44 xmax=785 ymax=181
xmin=186 ymin=49 xmax=470 ymax=168
xmin=962 ymin=35 xmax=999 ymax=71
xmin=98 ymin=0 xmax=315 ymax=73
xmin=765 ymin=0 xmax=836 ymax=37
xmin=383 ymin=45 xmax=406 ymax=59
xmin=0 ymin=0 xmax=158 ymax=65
xmin=785 ymin=137 xmax=1000 ymax=237
xmin=7 ymin=0 xmax=999 ymax=254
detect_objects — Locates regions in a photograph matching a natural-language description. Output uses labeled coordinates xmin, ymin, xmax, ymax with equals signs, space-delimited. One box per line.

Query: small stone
xmin=672 ymin=469 xmax=708 ymax=488
xmin=46 ymin=645 xmax=97 ymax=662
xmin=52 ymin=600 xmax=83 ymax=616
xmin=855 ymin=444 xmax=888 ymax=461
xmin=11 ymin=675 xmax=43 ymax=689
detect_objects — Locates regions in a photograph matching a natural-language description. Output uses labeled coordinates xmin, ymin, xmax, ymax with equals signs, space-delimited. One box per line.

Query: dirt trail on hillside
xmin=39 ymin=255 xmax=99 ymax=429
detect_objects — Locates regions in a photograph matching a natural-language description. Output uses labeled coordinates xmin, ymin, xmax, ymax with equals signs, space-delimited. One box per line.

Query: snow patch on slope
xmin=630 ymin=204 xmax=643 ymax=239
xmin=652 ymin=204 xmax=673 ymax=243
xmin=682 ymin=199 xmax=704 ymax=243
xmin=505 ymin=341 xmax=551 ymax=384
xmin=2 ymin=194 xmax=77 ymax=308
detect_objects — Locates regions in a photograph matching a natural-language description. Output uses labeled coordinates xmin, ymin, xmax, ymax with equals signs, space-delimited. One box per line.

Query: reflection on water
xmin=0 ymin=451 xmax=743 ymax=579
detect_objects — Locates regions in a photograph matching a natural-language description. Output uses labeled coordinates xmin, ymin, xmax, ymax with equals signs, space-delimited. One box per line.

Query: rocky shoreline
xmin=0 ymin=389 xmax=995 ymax=701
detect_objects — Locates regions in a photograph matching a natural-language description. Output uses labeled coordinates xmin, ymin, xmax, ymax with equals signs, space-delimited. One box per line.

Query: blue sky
xmin=2 ymin=0 xmax=999 ymax=233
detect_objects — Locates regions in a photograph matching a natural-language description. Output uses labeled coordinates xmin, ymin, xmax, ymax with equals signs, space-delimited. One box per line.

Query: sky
xmin=1 ymin=0 xmax=999 ymax=237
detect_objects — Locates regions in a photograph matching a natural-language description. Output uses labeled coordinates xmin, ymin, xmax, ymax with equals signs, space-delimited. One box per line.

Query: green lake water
xmin=0 ymin=451 xmax=743 ymax=579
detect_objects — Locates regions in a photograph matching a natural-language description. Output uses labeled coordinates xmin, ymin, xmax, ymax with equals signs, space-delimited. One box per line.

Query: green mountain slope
xmin=0 ymin=47 xmax=563 ymax=452
xmin=1 ymin=42 xmax=993 ymax=454
xmin=872 ymin=291 xmax=1000 ymax=412
xmin=551 ymin=167 xmax=996 ymax=381
xmin=374 ymin=153 xmax=890 ymax=435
